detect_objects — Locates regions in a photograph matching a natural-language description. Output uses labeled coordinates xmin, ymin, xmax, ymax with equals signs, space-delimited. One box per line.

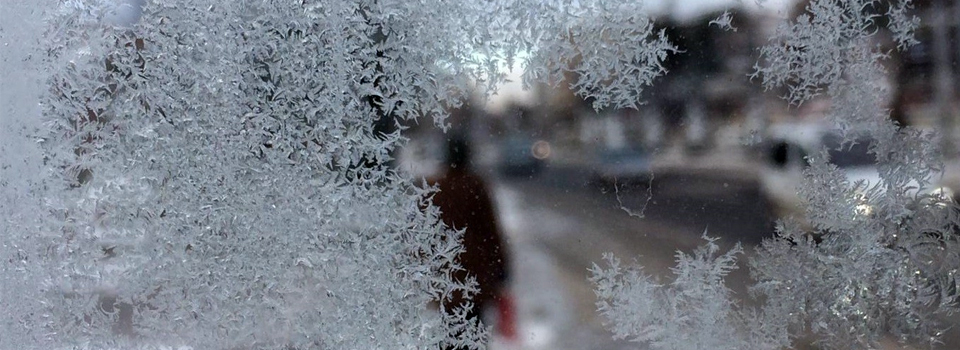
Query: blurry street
xmin=486 ymin=148 xmax=774 ymax=350
xmin=481 ymin=148 xmax=960 ymax=350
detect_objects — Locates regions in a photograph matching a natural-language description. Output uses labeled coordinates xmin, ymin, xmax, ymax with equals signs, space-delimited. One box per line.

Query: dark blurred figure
xmin=429 ymin=136 xmax=509 ymax=322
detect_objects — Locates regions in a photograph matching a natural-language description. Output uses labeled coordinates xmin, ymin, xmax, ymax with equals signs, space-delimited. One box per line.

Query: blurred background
xmin=396 ymin=1 xmax=960 ymax=349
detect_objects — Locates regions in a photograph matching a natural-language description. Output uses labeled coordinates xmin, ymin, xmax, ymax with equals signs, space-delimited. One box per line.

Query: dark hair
xmin=446 ymin=136 xmax=470 ymax=170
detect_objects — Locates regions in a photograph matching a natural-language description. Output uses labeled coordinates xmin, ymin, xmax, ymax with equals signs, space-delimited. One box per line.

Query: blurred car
xmin=759 ymin=123 xmax=952 ymax=221
xmin=591 ymin=146 xmax=652 ymax=189
xmin=759 ymin=123 xmax=876 ymax=220
xmin=499 ymin=135 xmax=547 ymax=177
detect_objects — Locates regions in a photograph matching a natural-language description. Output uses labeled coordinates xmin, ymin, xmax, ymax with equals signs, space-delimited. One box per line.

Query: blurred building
xmin=528 ymin=0 xmax=960 ymax=159
xmin=532 ymin=7 xmax=771 ymax=156
xmin=893 ymin=0 xmax=960 ymax=130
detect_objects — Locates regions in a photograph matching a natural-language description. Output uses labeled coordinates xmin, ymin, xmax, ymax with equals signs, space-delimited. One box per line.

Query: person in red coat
xmin=429 ymin=136 xmax=509 ymax=322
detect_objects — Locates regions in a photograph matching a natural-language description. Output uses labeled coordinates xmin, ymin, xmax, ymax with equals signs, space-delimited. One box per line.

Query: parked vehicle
xmin=591 ymin=146 xmax=652 ymax=190
xmin=759 ymin=123 xmax=874 ymax=220
xmin=759 ymin=123 xmax=953 ymax=221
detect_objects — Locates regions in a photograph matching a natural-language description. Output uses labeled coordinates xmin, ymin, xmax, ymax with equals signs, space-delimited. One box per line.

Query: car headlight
xmin=854 ymin=203 xmax=874 ymax=217
xmin=930 ymin=186 xmax=953 ymax=201
xmin=852 ymin=190 xmax=874 ymax=218
xmin=930 ymin=186 xmax=955 ymax=204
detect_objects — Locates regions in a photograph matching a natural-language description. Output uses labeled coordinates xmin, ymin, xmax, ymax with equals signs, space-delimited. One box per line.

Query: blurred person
xmin=428 ymin=135 xmax=511 ymax=335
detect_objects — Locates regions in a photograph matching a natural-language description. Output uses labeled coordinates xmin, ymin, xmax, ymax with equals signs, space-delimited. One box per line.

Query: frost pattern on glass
xmin=751 ymin=1 xmax=959 ymax=347
xmin=5 ymin=0 xmax=679 ymax=348
xmin=593 ymin=0 xmax=960 ymax=349
xmin=709 ymin=11 xmax=737 ymax=32
xmin=13 ymin=0 xmax=520 ymax=348
xmin=7 ymin=0 xmax=959 ymax=349
xmin=590 ymin=235 xmax=792 ymax=350
xmin=513 ymin=0 xmax=675 ymax=111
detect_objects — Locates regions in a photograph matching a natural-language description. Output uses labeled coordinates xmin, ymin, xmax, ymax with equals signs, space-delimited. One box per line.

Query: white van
xmin=760 ymin=123 xmax=883 ymax=220
xmin=759 ymin=123 xmax=953 ymax=221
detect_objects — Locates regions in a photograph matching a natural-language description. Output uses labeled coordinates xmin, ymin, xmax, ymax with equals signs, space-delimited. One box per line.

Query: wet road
xmin=489 ymin=163 xmax=775 ymax=349
xmin=488 ymin=162 xmax=960 ymax=350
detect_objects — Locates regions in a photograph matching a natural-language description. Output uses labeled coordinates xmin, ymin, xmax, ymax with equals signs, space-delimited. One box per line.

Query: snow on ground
xmin=491 ymin=185 xmax=637 ymax=350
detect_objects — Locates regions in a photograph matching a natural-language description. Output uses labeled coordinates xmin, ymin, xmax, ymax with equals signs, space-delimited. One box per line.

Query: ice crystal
xmin=594 ymin=0 xmax=960 ymax=349
xmin=5 ymin=0 xmax=959 ymax=350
